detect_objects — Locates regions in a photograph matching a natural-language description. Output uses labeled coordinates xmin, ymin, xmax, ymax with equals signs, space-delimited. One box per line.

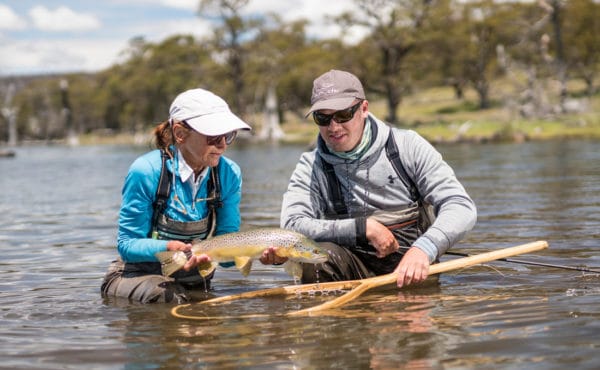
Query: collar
xmin=326 ymin=117 xmax=372 ymax=160
xmin=176 ymin=149 xmax=208 ymax=184
xmin=318 ymin=114 xmax=382 ymax=164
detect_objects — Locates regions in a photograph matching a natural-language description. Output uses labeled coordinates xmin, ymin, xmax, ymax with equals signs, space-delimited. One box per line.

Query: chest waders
xmin=124 ymin=150 xmax=223 ymax=286
xmin=319 ymin=120 xmax=435 ymax=273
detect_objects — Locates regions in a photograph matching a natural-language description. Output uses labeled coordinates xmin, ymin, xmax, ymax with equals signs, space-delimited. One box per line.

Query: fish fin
xmin=198 ymin=261 xmax=217 ymax=278
xmin=155 ymin=251 xmax=187 ymax=277
xmin=283 ymin=261 xmax=303 ymax=280
xmin=234 ymin=257 xmax=253 ymax=276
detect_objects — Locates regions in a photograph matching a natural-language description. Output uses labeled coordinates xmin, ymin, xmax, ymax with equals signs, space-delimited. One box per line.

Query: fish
xmin=155 ymin=227 xmax=328 ymax=280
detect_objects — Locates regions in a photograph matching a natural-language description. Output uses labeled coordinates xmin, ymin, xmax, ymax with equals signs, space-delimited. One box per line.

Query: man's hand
xmin=394 ymin=247 xmax=430 ymax=288
xmin=259 ymin=246 xmax=288 ymax=265
xmin=365 ymin=218 xmax=400 ymax=258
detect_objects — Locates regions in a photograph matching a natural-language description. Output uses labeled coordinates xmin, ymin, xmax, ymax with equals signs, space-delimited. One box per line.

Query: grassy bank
xmin=73 ymin=84 xmax=599 ymax=147
xmin=279 ymin=83 xmax=600 ymax=145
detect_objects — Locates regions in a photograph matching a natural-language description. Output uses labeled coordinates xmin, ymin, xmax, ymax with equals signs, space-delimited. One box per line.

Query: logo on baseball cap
xmin=306 ymin=70 xmax=365 ymax=117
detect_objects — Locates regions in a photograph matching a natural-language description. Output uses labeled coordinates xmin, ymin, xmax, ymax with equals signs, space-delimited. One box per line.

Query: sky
xmin=0 ymin=0 xmax=365 ymax=77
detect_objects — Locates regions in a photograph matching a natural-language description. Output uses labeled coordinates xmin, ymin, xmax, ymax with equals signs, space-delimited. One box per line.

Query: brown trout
xmin=155 ymin=227 xmax=328 ymax=279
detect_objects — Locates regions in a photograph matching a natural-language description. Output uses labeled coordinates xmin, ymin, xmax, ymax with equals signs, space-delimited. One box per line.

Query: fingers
xmin=183 ymin=254 xmax=210 ymax=271
xmin=166 ymin=240 xmax=192 ymax=252
xmin=259 ymin=247 xmax=288 ymax=265
xmin=375 ymin=238 xmax=399 ymax=258
xmin=395 ymin=247 xmax=430 ymax=288
xmin=396 ymin=264 xmax=429 ymax=288
xmin=367 ymin=219 xmax=400 ymax=258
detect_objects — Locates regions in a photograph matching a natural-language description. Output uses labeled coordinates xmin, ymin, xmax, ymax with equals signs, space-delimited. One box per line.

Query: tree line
xmin=1 ymin=0 xmax=598 ymax=143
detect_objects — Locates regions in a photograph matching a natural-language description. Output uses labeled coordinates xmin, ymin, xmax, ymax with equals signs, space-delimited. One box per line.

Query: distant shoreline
xmin=3 ymin=123 xmax=599 ymax=149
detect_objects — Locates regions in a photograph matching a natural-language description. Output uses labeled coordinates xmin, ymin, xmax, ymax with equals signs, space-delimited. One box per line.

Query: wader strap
xmin=207 ymin=164 xmax=223 ymax=209
xmin=321 ymin=158 xmax=348 ymax=216
xmin=149 ymin=151 xmax=223 ymax=239
xmin=321 ymin=125 xmax=420 ymax=217
xmin=385 ymin=131 xmax=420 ymax=202
xmin=205 ymin=164 xmax=222 ymax=238
xmin=149 ymin=150 xmax=172 ymax=238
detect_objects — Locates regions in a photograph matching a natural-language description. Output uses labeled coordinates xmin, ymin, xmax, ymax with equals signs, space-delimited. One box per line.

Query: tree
xmin=336 ymin=0 xmax=435 ymax=124
xmin=419 ymin=0 xmax=471 ymax=100
xmin=561 ymin=0 xmax=600 ymax=96
xmin=96 ymin=35 xmax=214 ymax=132
xmin=198 ymin=0 xmax=262 ymax=118
xmin=454 ymin=0 xmax=524 ymax=109
xmin=248 ymin=16 xmax=345 ymax=120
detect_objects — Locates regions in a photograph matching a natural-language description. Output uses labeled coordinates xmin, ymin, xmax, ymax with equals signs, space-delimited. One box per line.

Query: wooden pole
xmin=288 ymin=240 xmax=548 ymax=316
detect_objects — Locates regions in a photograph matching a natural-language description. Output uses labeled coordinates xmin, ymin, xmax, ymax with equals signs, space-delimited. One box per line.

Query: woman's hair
xmin=153 ymin=120 xmax=175 ymax=156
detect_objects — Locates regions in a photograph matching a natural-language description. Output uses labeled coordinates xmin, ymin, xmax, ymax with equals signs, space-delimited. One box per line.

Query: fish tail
xmin=155 ymin=251 xmax=186 ymax=277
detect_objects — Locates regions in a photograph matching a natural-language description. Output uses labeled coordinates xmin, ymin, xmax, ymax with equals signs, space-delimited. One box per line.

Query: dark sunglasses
xmin=312 ymin=101 xmax=363 ymax=126
xmin=206 ymin=131 xmax=237 ymax=145
xmin=180 ymin=120 xmax=237 ymax=145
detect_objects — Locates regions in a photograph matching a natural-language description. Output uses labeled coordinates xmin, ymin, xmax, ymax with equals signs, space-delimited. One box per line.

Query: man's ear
xmin=361 ymin=99 xmax=369 ymax=113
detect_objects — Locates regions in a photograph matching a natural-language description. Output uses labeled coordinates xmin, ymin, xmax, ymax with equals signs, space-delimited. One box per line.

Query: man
xmin=280 ymin=69 xmax=477 ymax=288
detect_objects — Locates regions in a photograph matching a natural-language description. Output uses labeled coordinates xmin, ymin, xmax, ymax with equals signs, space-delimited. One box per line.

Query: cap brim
xmin=304 ymin=97 xmax=357 ymax=117
xmin=186 ymin=112 xmax=251 ymax=136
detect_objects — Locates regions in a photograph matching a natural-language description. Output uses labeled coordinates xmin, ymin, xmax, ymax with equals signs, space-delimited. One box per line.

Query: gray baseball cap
xmin=305 ymin=69 xmax=365 ymax=117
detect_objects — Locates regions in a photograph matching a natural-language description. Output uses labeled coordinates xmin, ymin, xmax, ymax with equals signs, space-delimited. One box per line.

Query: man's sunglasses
xmin=181 ymin=120 xmax=237 ymax=145
xmin=312 ymin=101 xmax=363 ymax=126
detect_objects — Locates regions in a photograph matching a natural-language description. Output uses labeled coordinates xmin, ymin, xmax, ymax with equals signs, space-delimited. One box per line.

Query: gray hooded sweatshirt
xmin=280 ymin=114 xmax=477 ymax=263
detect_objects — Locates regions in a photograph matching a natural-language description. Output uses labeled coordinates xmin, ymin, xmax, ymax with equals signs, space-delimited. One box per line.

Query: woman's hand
xmin=259 ymin=246 xmax=288 ymax=265
xmin=166 ymin=240 xmax=192 ymax=252
xmin=394 ymin=247 xmax=430 ymax=288
xmin=365 ymin=218 xmax=400 ymax=258
xmin=166 ymin=240 xmax=211 ymax=271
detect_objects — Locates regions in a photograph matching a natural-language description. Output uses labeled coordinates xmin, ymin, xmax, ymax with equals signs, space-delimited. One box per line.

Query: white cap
xmin=169 ymin=88 xmax=251 ymax=135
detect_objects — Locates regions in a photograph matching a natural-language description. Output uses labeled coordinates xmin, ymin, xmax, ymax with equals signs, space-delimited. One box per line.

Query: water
xmin=0 ymin=140 xmax=598 ymax=369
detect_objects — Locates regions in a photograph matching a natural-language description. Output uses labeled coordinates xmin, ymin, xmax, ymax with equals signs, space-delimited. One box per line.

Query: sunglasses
xmin=206 ymin=131 xmax=237 ymax=145
xmin=312 ymin=101 xmax=363 ymax=126
xmin=180 ymin=120 xmax=237 ymax=145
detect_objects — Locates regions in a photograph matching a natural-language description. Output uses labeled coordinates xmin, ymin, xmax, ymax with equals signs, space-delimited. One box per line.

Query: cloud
xmin=245 ymin=0 xmax=368 ymax=44
xmin=126 ymin=18 xmax=214 ymax=43
xmin=0 ymin=37 xmax=126 ymax=75
xmin=29 ymin=5 xmax=101 ymax=32
xmin=159 ymin=0 xmax=198 ymax=11
xmin=250 ymin=0 xmax=352 ymax=20
xmin=0 ymin=4 xmax=27 ymax=30
xmin=0 ymin=0 xmax=371 ymax=76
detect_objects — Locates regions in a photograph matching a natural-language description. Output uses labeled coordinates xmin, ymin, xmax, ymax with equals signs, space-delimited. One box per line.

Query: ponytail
xmin=153 ymin=120 xmax=175 ymax=157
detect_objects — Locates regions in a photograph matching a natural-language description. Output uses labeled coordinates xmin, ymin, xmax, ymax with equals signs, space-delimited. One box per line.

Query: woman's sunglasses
xmin=312 ymin=101 xmax=363 ymax=126
xmin=181 ymin=120 xmax=237 ymax=145
xmin=206 ymin=131 xmax=237 ymax=145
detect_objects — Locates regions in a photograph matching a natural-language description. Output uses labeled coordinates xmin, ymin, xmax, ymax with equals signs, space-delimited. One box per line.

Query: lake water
xmin=0 ymin=139 xmax=598 ymax=369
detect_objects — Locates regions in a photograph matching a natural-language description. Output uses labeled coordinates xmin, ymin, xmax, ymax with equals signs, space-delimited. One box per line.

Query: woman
xmin=101 ymin=88 xmax=280 ymax=303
